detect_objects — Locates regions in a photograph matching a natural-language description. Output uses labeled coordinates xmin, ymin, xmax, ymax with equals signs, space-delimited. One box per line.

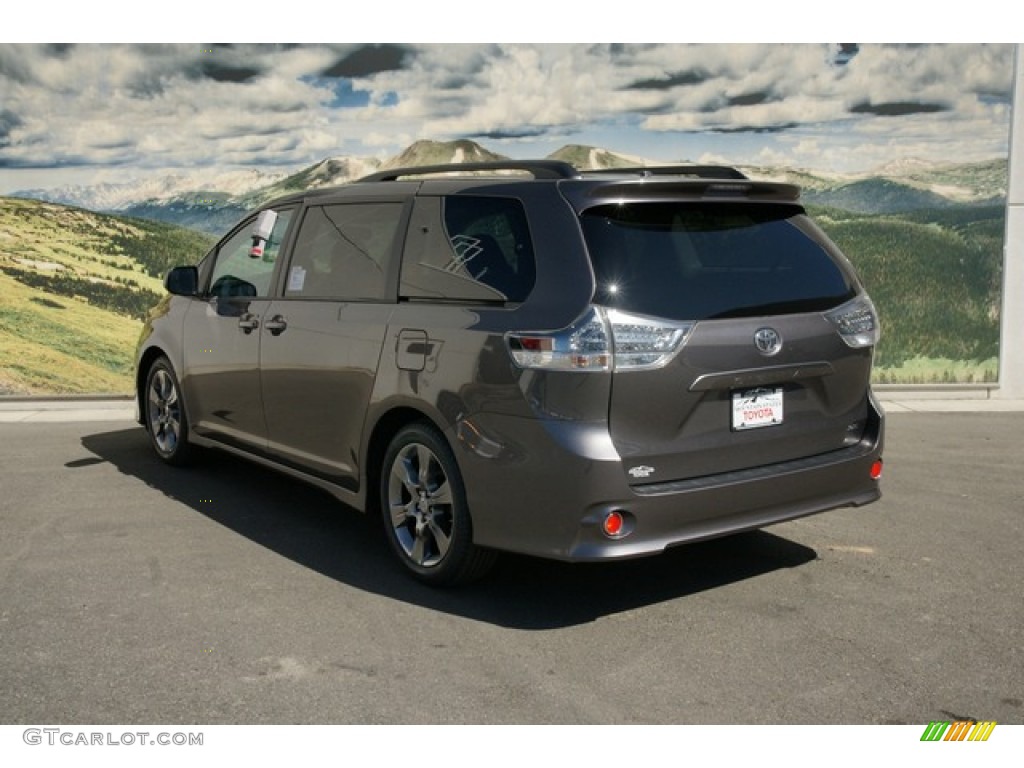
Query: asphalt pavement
xmin=0 ymin=397 xmax=1022 ymax=724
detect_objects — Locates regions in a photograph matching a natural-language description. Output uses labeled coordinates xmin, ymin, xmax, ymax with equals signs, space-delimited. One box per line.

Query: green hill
xmin=0 ymin=197 xmax=214 ymax=394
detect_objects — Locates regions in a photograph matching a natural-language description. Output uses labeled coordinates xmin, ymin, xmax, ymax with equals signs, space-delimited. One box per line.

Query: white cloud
xmin=0 ymin=42 xmax=1015 ymax=187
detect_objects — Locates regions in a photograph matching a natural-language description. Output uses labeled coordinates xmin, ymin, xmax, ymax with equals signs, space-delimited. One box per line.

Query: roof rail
xmin=357 ymin=160 xmax=580 ymax=182
xmin=583 ymin=165 xmax=748 ymax=180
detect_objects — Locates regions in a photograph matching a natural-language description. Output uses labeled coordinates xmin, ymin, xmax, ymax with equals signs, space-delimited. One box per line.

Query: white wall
xmin=999 ymin=44 xmax=1024 ymax=398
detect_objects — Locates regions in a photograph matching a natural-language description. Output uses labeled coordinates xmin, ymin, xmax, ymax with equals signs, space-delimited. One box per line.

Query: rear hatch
xmin=579 ymin=199 xmax=877 ymax=485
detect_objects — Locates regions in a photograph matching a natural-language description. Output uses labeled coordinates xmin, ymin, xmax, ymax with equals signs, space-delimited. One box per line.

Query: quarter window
xmin=400 ymin=196 xmax=536 ymax=303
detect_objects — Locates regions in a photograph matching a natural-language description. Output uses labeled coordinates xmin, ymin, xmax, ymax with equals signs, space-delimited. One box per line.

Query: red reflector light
xmin=603 ymin=511 xmax=624 ymax=537
xmin=870 ymin=460 xmax=883 ymax=480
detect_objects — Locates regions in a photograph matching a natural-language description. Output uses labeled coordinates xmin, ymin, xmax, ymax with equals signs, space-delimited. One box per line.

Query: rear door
xmin=259 ymin=199 xmax=408 ymax=490
xmin=580 ymin=201 xmax=873 ymax=484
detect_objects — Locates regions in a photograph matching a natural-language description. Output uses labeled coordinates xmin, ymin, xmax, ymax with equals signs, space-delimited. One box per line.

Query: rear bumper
xmin=566 ymin=443 xmax=881 ymax=560
xmin=453 ymin=396 xmax=884 ymax=561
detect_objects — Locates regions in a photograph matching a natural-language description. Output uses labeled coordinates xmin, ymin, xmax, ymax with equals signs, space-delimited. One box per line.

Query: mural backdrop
xmin=0 ymin=43 xmax=1014 ymax=393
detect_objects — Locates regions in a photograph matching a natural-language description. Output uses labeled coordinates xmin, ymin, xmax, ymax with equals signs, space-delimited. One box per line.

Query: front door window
xmin=208 ymin=208 xmax=294 ymax=298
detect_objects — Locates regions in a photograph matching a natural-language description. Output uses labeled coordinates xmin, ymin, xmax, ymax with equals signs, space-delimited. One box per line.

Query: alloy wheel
xmin=387 ymin=442 xmax=455 ymax=568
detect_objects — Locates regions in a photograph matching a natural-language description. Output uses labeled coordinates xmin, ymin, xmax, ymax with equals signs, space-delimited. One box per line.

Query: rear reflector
xmin=602 ymin=510 xmax=626 ymax=538
xmin=870 ymin=460 xmax=883 ymax=480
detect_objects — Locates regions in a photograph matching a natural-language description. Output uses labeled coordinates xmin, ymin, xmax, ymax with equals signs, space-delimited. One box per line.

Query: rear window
xmin=581 ymin=203 xmax=855 ymax=321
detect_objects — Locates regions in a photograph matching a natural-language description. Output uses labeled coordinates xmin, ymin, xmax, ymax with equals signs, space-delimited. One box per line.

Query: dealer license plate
xmin=731 ymin=387 xmax=784 ymax=431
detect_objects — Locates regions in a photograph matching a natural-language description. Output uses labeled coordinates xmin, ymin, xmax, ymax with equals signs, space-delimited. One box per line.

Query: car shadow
xmin=80 ymin=426 xmax=818 ymax=630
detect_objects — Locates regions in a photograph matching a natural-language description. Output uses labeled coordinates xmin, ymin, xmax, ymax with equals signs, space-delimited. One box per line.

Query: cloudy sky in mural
xmin=0 ymin=43 xmax=1014 ymax=191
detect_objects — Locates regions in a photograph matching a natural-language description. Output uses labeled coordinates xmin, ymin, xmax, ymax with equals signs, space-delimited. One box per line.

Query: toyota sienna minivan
xmin=136 ymin=160 xmax=884 ymax=585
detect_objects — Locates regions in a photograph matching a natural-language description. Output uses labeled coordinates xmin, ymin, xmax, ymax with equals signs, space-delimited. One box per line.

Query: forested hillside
xmin=814 ymin=206 xmax=1003 ymax=382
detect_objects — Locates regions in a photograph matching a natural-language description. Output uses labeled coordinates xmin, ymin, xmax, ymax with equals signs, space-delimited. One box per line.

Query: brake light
xmin=506 ymin=306 xmax=692 ymax=372
xmin=825 ymin=294 xmax=880 ymax=348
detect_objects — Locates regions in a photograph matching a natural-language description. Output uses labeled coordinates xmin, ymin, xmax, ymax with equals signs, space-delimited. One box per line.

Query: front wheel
xmin=144 ymin=356 xmax=195 ymax=466
xmin=380 ymin=423 xmax=496 ymax=586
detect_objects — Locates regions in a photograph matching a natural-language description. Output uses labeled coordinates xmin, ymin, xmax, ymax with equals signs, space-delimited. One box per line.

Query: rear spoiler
xmin=580 ymin=179 xmax=802 ymax=203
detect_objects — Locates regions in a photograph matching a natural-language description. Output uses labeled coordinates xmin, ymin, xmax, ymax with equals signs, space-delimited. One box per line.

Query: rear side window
xmin=400 ymin=196 xmax=536 ymax=303
xmin=581 ymin=203 xmax=855 ymax=321
xmin=285 ymin=202 xmax=403 ymax=300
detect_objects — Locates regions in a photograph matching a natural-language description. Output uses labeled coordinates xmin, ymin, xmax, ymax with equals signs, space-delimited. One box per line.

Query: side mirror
xmin=165 ymin=266 xmax=199 ymax=296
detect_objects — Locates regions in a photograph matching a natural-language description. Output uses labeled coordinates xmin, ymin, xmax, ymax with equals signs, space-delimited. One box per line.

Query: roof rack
xmin=583 ymin=165 xmax=748 ymax=180
xmin=357 ymin=160 xmax=580 ymax=182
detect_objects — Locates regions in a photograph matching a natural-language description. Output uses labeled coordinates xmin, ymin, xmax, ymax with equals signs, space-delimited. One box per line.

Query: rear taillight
xmin=506 ymin=306 xmax=693 ymax=372
xmin=506 ymin=307 xmax=611 ymax=371
xmin=825 ymin=294 xmax=880 ymax=348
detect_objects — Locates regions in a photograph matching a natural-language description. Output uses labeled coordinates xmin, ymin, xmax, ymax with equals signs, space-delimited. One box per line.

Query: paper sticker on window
xmin=288 ymin=266 xmax=306 ymax=292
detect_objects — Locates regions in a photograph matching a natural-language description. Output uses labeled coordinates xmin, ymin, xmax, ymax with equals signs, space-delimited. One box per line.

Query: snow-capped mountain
xmin=381 ymin=139 xmax=507 ymax=170
xmin=243 ymin=156 xmax=382 ymax=207
xmin=741 ymin=158 xmax=1007 ymax=206
xmin=16 ymin=167 xmax=292 ymax=212
xmin=548 ymin=144 xmax=653 ymax=169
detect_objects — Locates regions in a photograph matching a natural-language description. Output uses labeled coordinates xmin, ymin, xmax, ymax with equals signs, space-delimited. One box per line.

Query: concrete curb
xmin=0 ymin=399 xmax=135 ymax=423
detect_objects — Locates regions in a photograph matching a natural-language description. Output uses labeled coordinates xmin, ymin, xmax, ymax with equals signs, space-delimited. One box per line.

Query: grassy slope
xmin=0 ymin=197 xmax=213 ymax=395
xmin=0 ymin=273 xmax=141 ymax=393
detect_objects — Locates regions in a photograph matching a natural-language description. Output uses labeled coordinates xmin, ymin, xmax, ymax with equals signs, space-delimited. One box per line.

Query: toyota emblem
xmin=754 ymin=327 xmax=782 ymax=356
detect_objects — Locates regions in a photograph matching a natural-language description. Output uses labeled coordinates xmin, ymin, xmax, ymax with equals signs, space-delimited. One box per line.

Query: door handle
xmin=238 ymin=313 xmax=260 ymax=334
xmin=265 ymin=315 xmax=288 ymax=336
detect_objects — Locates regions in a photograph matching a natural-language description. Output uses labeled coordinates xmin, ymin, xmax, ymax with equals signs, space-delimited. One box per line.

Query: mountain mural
xmin=1 ymin=140 xmax=1008 ymax=392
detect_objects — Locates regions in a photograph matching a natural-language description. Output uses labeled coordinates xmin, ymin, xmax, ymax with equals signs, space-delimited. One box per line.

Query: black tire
xmin=380 ymin=423 xmax=497 ymax=586
xmin=144 ymin=356 xmax=195 ymax=466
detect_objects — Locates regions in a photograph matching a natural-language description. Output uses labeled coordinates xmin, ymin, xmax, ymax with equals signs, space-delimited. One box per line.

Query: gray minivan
xmin=136 ymin=161 xmax=884 ymax=585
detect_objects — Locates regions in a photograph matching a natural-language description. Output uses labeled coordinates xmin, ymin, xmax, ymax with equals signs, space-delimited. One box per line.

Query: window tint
xmin=400 ymin=196 xmax=535 ymax=302
xmin=208 ymin=208 xmax=293 ymax=298
xmin=285 ymin=203 xmax=403 ymax=300
xmin=581 ymin=203 xmax=855 ymax=321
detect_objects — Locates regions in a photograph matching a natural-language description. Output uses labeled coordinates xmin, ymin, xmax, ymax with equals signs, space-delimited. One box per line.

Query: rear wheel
xmin=144 ymin=357 xmax=195 ymax=466
xmin=381 ymin=423 xmax=496 ymax=586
